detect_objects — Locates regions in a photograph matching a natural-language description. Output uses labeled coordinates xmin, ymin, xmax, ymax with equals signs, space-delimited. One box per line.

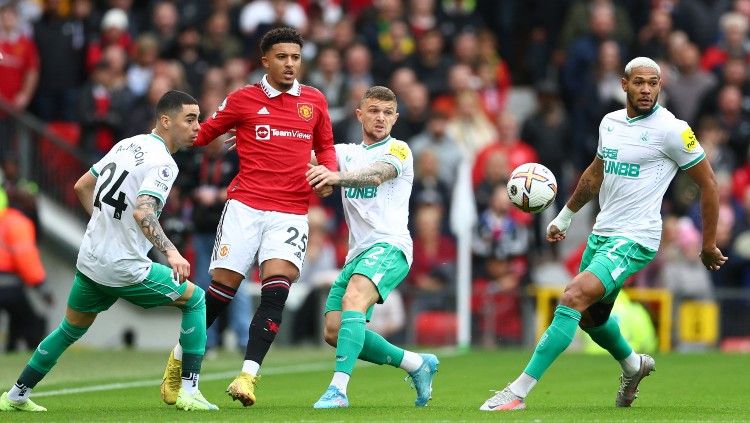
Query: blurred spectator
xmin=388 ymin=66 xmax=417 ymax=110
xmin=407 ymin=0 xmax=438 ymax=38
xmin=0 ymin=177 xmax=50 ymax=352
xmin=431 ymin=63 xmax=479 ymax=117
xmin=0 ymin=2 xmax=39 ymax=159
xmin=124 ymin=74 xmax=173 ymax=137
xmin=445 ymin=89 xmax=496 ymax=159
xmin=77 ymin=60 xmax=133 ymax=159
xmin=634 ymin=7 xmax=672 ymax=60
xmin=658 ymin=216 xmax=714 ymax=300
xmin=664 ymin=0 xmax=728 ymax=50
xmin=174 ymin=25 xmax=209 ymax=96
xmin=343 ymin=42 xmax=374 ymax=89
xmin=407 ymin=203 xmax=456 ymax=315
xmin=472 ymin=255 xmax=523 ymax=346
xmin=561 ymin=2 xmax=628 ymax=107
xmin=559 ymin=0 xmax=633 ymax=52
xmin=473 ymin=150 xmax=510 ymax=214
xmin=476 ymin=29 xmax=512 ymax=115
xmin=404 ymin=28 xmax=452 ymax=98
xmin=85 ymin=8 xmax=132 ymax=73
xmin=712 ymin=84 xmax=750 ymax=164
xmin=1 ymin=156 xmax=39 ymax=233
xmin=697 ymin=57 xmax=750 ymax=120
xmin=390 ymin=82 xmax=429 ymax=140
xmin=697 ymin=116 xmax=736 ymax=177
xmin=223 ymin=57 xmax=249 ymax=92
xmin=147 ymin=1 xmax=179 ymax=58
xmin=700 ymin=11 xmax=750 ymax=73
xmin=410 ymin=149 xmax=452 ymax=232
xmin=32 ymin=0 xmax=87 ymax=121
xmin=409 ymin=111 xmax=463 ymax=188
xmin=371 ymin=19 xmax=414 ymax=84
xmin=473 ymin=184 xmax=531 ymax=266
xmin=664 ymin=42 xmax=717 ymax=125
xmin=201 ymin=11 xmax=242 ymax=66
xmin=305 ymin=46 xmax=347 ymax=124
xmin=127 ymin=34 xmax=159 ymax=98
xmin=436 ymin=0 xmax=484 ymax=40
xmin=239 ymin=0 xmax=307 ymax=59
xmin=521 ymin=79 xmax=571 ymax=209
xmin=472 ymin=111 xmax=538 ymax=187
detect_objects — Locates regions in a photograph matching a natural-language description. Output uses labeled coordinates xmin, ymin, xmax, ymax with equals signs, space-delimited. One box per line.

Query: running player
xmin=479 ymin=57 xmax=727 ymax=411
xmin=0 ymin=90 xmax=217 ymax=412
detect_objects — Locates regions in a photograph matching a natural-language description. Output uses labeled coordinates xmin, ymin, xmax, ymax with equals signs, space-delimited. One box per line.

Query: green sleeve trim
xmin=596 ymin=152 xmax=604 ymax=159
xmin=378 ymin=156 xmax=402 ymax=176
xmin=136 ymin=190 xmax=166 ymax=204
xmin=90 ymin=167 xmax=99 ymax=177
xmin=680 ymin=152 xmax=706 ymax=170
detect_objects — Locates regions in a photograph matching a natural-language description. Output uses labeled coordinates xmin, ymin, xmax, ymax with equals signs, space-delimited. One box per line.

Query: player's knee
xmin=560 ymin=286 xmax=587 ymax=310
xmin=323 ymin=325 xmax=339 ymax=347
xmin=579 ymin=302 xmax=613 ymax=329
xmin=183 ymin=286 xmax=206 ymax=311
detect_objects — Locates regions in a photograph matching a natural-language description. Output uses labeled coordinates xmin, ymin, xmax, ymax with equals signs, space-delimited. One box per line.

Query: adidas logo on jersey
xmin=257 ymin=107 xmax=270 ymax=115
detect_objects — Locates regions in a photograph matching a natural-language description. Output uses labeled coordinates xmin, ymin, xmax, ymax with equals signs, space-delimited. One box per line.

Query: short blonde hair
xmin=624 ymin=57 xmax=661 ymax=78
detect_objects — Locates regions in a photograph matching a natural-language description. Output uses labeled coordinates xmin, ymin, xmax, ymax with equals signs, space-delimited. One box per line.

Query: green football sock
xmin=583 ymin=315 xmax=633 ymax=361
xmin=27 ymin=318 xmax=89 ymax=381
xmin=179 ymin=288 xmax=207 ymax=374
xmin=359 ymin=329 xmax=404 ymax=367
xmin=334 ymin=310 xmax=366 ymax=375
xmin=523 ymin=305 xmax=581 ymax=380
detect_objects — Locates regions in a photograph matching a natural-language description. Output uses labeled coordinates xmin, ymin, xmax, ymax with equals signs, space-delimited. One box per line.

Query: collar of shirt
xmin=260 ymin=74 xmax=301 ymax=98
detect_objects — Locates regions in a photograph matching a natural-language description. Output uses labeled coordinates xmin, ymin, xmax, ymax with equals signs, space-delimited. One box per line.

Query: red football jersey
xmin=195 ymin=76 xmax=337 ymax=214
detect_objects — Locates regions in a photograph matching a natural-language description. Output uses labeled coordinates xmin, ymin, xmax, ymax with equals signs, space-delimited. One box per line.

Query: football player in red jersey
xmin=160 ymin=27 xmax=337 ymax=407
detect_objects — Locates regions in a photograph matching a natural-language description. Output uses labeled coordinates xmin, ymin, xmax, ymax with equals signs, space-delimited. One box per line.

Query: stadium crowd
xmin=2 ymin=0 xmax=750 ymax=349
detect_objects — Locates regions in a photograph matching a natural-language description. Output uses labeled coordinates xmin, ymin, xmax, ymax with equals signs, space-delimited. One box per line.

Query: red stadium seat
xmin=414 ymin=311 xmax=457 ymax=346
xmin=40 ymin=122 xmax=83 ymax=207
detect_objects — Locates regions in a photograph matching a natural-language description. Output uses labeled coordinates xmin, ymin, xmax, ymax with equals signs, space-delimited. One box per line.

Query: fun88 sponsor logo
xmin=255 ymin=125 xmax=312 ymax=141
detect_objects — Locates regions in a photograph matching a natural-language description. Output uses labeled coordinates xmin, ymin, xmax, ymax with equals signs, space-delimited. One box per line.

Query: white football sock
xmin=509 ymin=372 xmax=537 ymax=398
xmin=399 ymin=351 xmax=423 ymax=373
xmin=173 ymin=343 xmax=183 ymax=361
xmin=242 ymin=360 xmax=260 ymax=376
xmin=8 ymin=383 xmax=31 ymax=402
xmin=181 ymin=373 xmax=199 ymax=395
xmin=330 ymin=371 xmax=350 ymax=394
xmin=620 ymin=352 xmax=641 ymax=377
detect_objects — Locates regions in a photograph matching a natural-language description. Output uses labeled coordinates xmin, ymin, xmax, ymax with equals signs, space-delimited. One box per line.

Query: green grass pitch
xmin=0 ymin=347 xmax=748 ymax=421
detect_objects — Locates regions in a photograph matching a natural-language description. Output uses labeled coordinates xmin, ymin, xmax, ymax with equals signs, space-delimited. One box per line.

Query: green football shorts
xmin=580 ymin=234 xmax=657 ymax=303
xmin=325 ymin=242 xmax=410 ymax=320
xmin=67 ymin=263 xmax=189 ymax=313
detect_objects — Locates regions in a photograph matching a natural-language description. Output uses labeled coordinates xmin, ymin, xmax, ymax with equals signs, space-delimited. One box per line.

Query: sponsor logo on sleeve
xmin=681 ymin=127 xmax=699 ymax=152
xmin=211 ymin=97 xmax=228 ymax=119
xmin=388 ymin=141 xmax=409 ymax=161
xmin=297 ymin=103 xmax=313 ymax=121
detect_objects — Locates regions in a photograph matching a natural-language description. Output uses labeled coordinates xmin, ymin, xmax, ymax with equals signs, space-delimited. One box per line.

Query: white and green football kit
xmin=71 ymin=132 xmax=186 ymax=311
xmin=584 ymin=105 xmax=705 ymax=302
xmin=325 ymin=136 xmax=414 ymax=320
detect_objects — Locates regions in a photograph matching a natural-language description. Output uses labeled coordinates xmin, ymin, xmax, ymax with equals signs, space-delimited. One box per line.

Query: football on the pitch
xmin=506 ymin=162 xmax=557 ymax=214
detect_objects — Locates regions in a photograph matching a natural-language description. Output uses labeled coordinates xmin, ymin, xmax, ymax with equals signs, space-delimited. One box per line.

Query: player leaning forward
xmin=480 ymin=57 xmax=727 ymax=411
xmin=0 ymin=91 xmax=218 ymax=412
xmin=306 ymin=86 xmax=439 ymax=409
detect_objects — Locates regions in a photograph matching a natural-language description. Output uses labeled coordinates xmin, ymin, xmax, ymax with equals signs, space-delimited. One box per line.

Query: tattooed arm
xmin=133 ymin=194 xmax=191 ymax=282
xmin=306 ymin=161 xmax=398 ymax=190
xmin=567 ymin=156 xmax=604 ymax=212
xmin=133 ymin=194 xmax=175 ymax=253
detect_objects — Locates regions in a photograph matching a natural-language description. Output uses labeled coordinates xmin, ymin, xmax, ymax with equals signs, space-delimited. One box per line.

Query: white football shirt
xmin=76 ymin=133 xmax=179 ymax=286
xmin=593 ymin=105 xmax=705 ymax=250
xmin=335 ymin=135 xmax=414 ymax=265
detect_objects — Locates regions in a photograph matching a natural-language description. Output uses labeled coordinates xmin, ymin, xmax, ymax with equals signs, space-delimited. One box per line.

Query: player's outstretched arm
xmin=547 ymin=156 xmax=604 ymax=242
xmin=686 ymin=159 xmax=728 ymax=270
xmin=133 ymin=194 xmax=190 ymax=282
xmin=74 ymin=171 xmax=97 ymax=216
xmin=306 ymin=162 xmax=397 ymax=189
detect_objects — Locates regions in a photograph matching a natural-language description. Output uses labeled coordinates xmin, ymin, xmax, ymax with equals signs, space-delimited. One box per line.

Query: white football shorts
xmin=209 ymin=199 xmax=308 ymax=277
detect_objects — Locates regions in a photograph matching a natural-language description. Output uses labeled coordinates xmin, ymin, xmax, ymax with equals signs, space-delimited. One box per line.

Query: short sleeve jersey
xmin=335 ymin=136 xmax=414 ymax=266
xmin=76 ymin=133 xmax=178 ymax=286
xmin=593 ymin=105 xmax=705 ymax=250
